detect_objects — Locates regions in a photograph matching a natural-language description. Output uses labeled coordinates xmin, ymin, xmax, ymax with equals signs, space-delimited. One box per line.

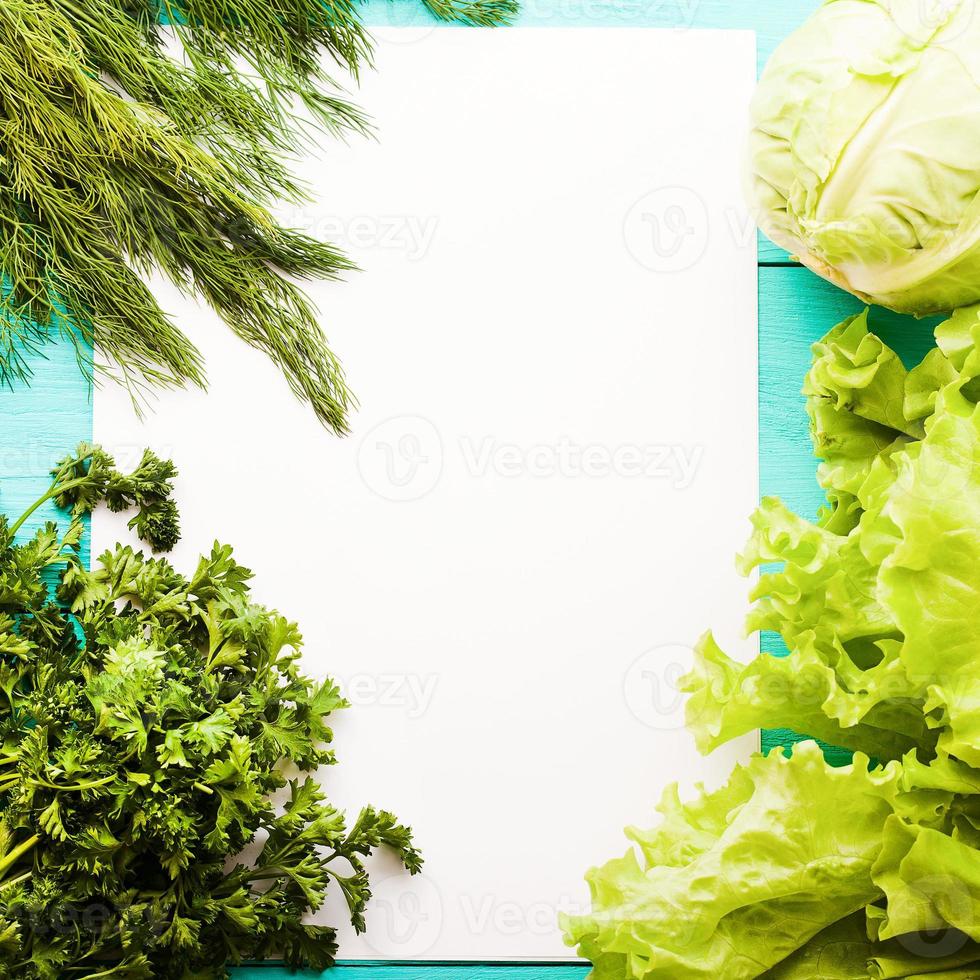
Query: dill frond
xmin=0 ymin=0 xmax=514 ymax=433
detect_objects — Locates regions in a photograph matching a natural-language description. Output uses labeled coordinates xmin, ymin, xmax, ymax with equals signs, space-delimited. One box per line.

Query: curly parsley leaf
xmin=0 ymin=444 xmax=421 ymax=976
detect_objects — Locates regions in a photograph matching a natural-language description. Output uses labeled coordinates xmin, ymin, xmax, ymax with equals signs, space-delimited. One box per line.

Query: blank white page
xmin=94 ymin=27 xmax=758 ymax=960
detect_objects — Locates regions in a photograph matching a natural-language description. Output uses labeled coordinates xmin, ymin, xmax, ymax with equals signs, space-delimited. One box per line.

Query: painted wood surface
xmin=0 ymin=0 xmax=935 ymax=973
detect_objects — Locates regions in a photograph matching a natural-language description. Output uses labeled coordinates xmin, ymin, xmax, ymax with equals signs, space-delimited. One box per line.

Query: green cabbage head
xmin=750 ymin=0 xmax=980 ymax=314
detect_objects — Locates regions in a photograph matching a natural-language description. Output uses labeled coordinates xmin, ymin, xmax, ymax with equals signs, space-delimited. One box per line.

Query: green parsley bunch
xmin=0 ymin=445 xmax=420 ymax=977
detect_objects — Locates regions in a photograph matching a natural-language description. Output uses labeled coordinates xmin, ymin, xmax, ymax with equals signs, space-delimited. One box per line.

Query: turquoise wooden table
xmin=0 ymin=0 xmax=940 ymax=974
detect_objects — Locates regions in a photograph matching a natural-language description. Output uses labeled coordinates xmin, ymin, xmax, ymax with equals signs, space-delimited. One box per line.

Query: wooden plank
xmin=759 ymin=237 xmax=795 ymax=265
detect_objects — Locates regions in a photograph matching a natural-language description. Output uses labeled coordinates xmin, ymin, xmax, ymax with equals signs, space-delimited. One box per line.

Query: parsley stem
xmin=7 ymin=446 xmax=99 ymax=539
xmin=8 ymin=475 xmax=93 ymax=539
xmin=28 ymin=775 xmax=116 ymax=792
xmin=73 ymin=966 xmax=136 ymax=980
xmin=0 ymin=834 xmax=38 ymax=877
xmin=0 ymin=871 xmax=30 ymax=891
xmin=193 ymin=782 xmax=214 ymax=795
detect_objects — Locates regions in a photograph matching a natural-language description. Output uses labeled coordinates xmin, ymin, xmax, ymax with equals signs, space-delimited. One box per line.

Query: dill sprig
xmin=0 ymin=0 xmax=515 ymax=433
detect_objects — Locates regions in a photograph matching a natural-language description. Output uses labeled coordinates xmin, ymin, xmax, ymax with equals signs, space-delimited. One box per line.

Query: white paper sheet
xmin=93 ymin=27 xmax=758 ymax=960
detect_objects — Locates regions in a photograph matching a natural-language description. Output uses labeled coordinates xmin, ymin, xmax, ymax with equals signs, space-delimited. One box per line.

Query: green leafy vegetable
xmin=0 ymin=444 xmax=420 ymax=976
xmin=0 ymin=0 xmax=515 ymax=432
xmin=564 ymin=742 xmax=907 ymax=979
xmin=563 ymin=304 xmax=980 ymax=978
xmin=749 ymin=0 xmax=980 ymax=315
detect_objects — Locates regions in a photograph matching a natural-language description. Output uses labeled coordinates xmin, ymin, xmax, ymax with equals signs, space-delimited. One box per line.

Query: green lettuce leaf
xmin=685 ymin=632 xmax=928 ymax=762
xmin=763 ymin=913 xmax=875 ymax=980
xmin=562 ymin=742 xmax=902 ymax=979
xmin=568 ymin=308 xmax=980 ymax=979
xmin=739 ymin=496 xmax=894 ymax=651
xmin=564 ymin=304 xmax=980 ymax=980
xmin=871 ymin=383 xmax=980 ymax=767
xmin=763 ymin=908 xmax=980 ymax=980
